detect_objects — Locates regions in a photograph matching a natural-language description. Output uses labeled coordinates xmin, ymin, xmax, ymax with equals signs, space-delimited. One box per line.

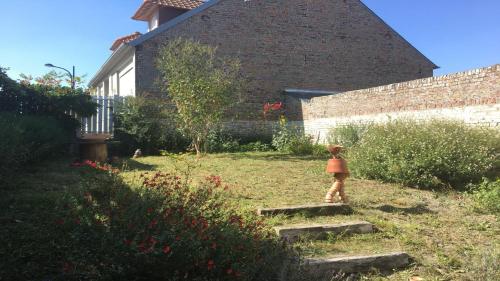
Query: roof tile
xmin=132 ymin=0 xmax=204 ymax=21
xmin=110 ymin=32 xmax=142 ymax=51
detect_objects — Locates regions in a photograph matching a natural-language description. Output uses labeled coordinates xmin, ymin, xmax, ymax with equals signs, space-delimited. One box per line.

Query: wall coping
xmin=329 ymin=64 xmax=500 ymax=96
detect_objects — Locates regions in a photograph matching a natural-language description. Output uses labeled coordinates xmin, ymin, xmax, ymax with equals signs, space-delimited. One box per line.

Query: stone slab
xmin=257 ymin=203 xmax=352 ymax=216
xmin=275 ymin=221 xmax=373 ymax=242
xmin=305 ymin=252 xmax=410 ymax=274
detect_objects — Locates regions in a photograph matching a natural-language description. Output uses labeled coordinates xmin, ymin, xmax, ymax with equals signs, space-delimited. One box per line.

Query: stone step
xmin=257 ymin=203 xmax=352 ymax=216
xmin=275 ymin=221 xmax=374 ymax=242
xmin=304 ymin=252 xmax=411 ymax=275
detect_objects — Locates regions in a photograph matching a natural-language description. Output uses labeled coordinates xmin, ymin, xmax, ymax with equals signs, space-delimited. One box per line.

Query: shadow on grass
xmin=375 ymin=203 xmax=435 ymax=215
xmin=120 ymin=158 xmax=157 ymax=171
xmin=225 ymin=152 xmax=328 ymax=162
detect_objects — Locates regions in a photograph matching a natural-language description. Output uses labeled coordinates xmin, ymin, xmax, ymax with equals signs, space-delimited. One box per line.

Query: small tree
xmin=157 ymin=38 xmax=242 ymax=155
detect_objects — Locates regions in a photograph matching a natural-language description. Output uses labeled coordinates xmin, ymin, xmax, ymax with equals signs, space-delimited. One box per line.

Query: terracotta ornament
xmin=325 ymin=145 xmax=349 ymax=203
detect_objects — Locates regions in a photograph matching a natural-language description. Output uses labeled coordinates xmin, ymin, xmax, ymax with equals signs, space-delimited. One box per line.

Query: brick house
xmin=89 ymin=0 xmax=437 ymax=136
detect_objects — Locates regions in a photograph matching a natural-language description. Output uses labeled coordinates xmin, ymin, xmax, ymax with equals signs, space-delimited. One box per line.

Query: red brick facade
xmin=134 ymin=0 xmax=436 ymax=121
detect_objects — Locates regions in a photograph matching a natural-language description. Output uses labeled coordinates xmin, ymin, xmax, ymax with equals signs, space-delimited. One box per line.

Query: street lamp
xmin=45 ymin=63 xmax=75 ymax=89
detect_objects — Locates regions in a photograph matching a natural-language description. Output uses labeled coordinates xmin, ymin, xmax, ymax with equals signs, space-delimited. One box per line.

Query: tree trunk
xmin=194 ymin=137 xmax=202 ymax=157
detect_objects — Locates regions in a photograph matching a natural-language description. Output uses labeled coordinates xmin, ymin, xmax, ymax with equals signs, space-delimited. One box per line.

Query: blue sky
xmin=0 ymin=0 xmax=499 ymax=84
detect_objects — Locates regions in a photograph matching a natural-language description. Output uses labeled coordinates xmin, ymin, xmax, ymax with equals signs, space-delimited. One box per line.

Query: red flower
xmin=124 ymin=239 xmax=132 ymax=246
xmin=162 ymin=245 xmax=171 ymax=254
xmin=263 ymin=103 xmax=271 ymax=113
xmin=147 ymin=207 xmax=153 ymax=214
xmin=75 ymin=218 xmax=81 ymax=225
xmin=211 ymin=242 xmax=217 ymax=249
xmin=271 ymin=102 xmax=283 ymax=111
xmin=55 ymin=219 xmax=64 ymax=225
xmin=263 ymin=101 xmax=283 ymax=114
xmin=207 ymin=260 xmax=215 ymax=270
xmin=226 ymin=268 xmax=233 ymax=275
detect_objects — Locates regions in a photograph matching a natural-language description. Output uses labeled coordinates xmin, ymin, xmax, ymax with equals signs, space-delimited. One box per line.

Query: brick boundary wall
xmin=291 ymin=64 xmax=500 ymax=142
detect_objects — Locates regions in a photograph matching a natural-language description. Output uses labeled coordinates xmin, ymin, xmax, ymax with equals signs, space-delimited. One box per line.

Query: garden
xmin=0 ymin=39 xmax=499 ymax=281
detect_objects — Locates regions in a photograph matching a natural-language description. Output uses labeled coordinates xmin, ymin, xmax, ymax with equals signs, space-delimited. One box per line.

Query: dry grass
xmin=120 ymin=152 xmax=499 ymax=280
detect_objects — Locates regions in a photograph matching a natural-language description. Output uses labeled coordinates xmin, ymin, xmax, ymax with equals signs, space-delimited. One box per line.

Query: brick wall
xmin=135 ymin=0 xmax=436 ymax=123
xmin=295 ymin=64 xmax=500 ymax=142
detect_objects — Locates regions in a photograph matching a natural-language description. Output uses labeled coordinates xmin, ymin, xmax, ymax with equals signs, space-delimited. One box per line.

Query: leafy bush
xmin=157 ymin=38 xmax=243 ymax=155
xmin=239 ymin=141 xmax=273 ymax=152
xmin=271 ymin=119 xmax=297 ymax=152
xmin=287 ymin=135 xmax=315 ymax=155
xmin=206 ymin=128 xmax=241 ymax=153
xmin=206 ymin=129 xmax=273 ymax=153
xmin=327 ymin=124 xmax=368 ymax=148
xmin=1 ymin=161 xmax=295 ymax=280
xmin=113 ymin=97 xmax=189 ymax=155
xmin=469 ymin=178 xmax=500 ymax=214
xmin=1 ymin=67 xmax=96 ymax=128
xmin=0 ymin=113 xmax=70 ymax=184
xmin=271 ymin=117 xmax=328 ymax=157
xmin=0 ymin=67 xmax=96 ymax=182
xmin=348 ymin=120 xmax=499 ymax=189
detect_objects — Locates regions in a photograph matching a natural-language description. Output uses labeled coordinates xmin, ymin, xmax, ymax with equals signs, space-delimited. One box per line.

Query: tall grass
xmin=332 ymin=120 xmax=499 ymax=190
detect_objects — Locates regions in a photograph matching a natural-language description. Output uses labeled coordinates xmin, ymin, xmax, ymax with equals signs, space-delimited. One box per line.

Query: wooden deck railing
xmin=70 ymin=95 xmax=124 ymax=139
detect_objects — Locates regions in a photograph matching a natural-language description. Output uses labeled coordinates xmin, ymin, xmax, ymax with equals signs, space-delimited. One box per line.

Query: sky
xmin=0 ymin=0 xmax=499 ymax=85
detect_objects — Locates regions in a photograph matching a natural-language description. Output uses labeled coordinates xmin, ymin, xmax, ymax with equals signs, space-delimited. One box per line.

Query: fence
xmin=72 ymin=96 xmax=124 ymax=138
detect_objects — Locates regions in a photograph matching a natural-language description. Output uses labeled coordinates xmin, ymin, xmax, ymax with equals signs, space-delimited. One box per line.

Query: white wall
xmin=118 ymin=58 xmax=135 ymax=97
xmin=295 ymin=104 xmax=500 ymax=144
xmin=93 ymin=53 xmax=135 ymax=97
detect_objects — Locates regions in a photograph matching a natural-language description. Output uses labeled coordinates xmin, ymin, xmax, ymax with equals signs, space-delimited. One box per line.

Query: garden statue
xmin=325 ymin=145 xmax=349 ymax=203
xmin=133 ymin=149 xmax=143 ymax=159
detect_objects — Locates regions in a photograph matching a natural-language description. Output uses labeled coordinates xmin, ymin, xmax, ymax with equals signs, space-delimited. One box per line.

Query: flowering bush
xmin=8 ymin=163 xmax=294 ymax=280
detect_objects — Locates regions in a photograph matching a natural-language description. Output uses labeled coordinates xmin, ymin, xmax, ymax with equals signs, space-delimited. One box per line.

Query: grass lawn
xmin=1 ymin=152 xmax=498 ymax=280
xmin=120 ymin=152 xmax=499 ymax=281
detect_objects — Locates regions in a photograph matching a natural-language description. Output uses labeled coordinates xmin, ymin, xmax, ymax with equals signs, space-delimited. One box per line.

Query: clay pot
xmin=326 ymin=158 xmax=349 ymax=174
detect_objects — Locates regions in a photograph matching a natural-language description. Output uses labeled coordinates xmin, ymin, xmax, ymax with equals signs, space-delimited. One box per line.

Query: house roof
xmin=110 ymin=32 xmax=142 ymax=51
xmin=132 ymin=0 xmax=204 ymax=21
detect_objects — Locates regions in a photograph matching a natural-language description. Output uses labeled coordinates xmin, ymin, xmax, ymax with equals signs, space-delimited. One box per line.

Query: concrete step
xmin=275 ymin=221 xmax=374 ymax=242
xmin=257 ymin=203 xmax=352 ymax=216
xmin=304 ymin=252 xmax=411 ymax=275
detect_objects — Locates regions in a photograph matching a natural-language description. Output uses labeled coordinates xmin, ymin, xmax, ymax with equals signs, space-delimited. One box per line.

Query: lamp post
xmin=45 ymin=63 xmax=75 ymax=89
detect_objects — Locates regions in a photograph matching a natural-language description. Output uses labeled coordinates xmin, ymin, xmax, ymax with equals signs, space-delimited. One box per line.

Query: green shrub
xmin=206 ymin=129 xmax=273 ymax=153
xmin=239 ymin=141 xmax=273 ymax=152
xmin=113 ymin=97 xmax=189 ymax=155
xmin=469 ymin=178 xmax=500 ymax=214
xmin=271 ymin=118 xmax=329 ymax=157
xmin=271 ymin=123 xmax=296 ymax=152
xmin=206 ymin=128 xmax=241 ymax=153
xmin=327 ymin=123 xmax=368 ymax=148
xmin=311 ymin=144 xmax=330 ymax=158
xmin=0 ymin=113 xmax=70 ymax=183
xmin=1 ymin=162 xmax=295 ymax=280
xmin=287 ymin=135 xmax=315 ymax=155
xmin=348 ymin=120 xmax=499 ymax=189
